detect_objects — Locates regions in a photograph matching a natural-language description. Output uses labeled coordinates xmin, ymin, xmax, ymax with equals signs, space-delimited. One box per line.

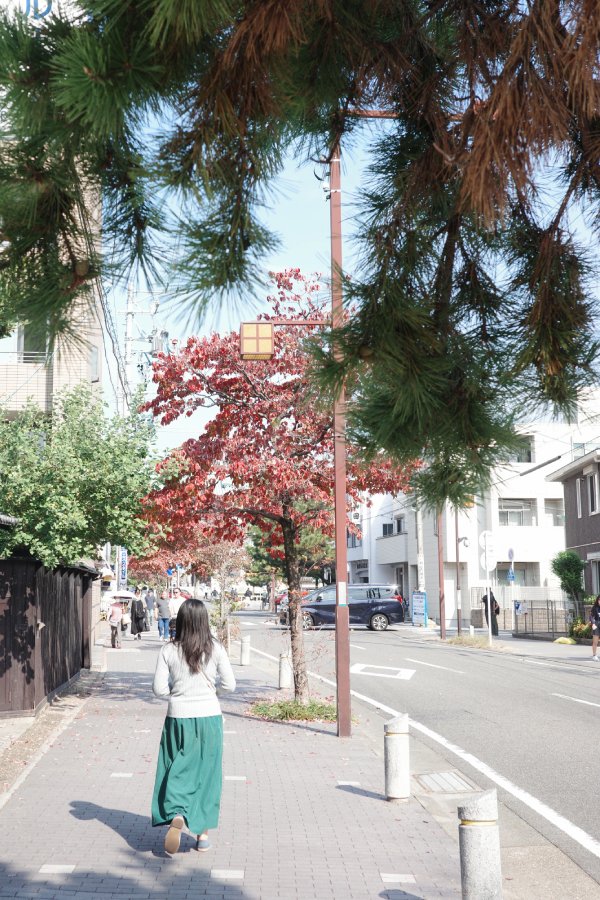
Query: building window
xmin=18 ymin=323 xmax=47 ymax=363
xmin=382 ymin=523 xmax=393 ymax=537
xmin=576 ymin=478 xmax=582 ymax=518
xmin=591 ymin=559 xmax=600 ymax=595
xmin=498 ymin=499 xmax=535 ymax=526
xmin=395 ymin=515 xmax=406 ymax=534
xmin=588 ymin=473 xmax=598 ymax=514
xmin=347 ymin=530 xmax=362 ymax=549
xmin=508 ymin=436 xmax=534 ymax=464
xmin=89 ymin=345 xmax=100 ymax=383
xmin=544 ymin=499 xmax=564 ymax=527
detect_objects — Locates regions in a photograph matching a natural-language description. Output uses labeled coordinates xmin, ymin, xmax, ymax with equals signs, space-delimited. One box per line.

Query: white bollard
xmin=457 ymin=789 xmax=503 ymax=899
xmin=278 ymin=653 xmax=293 ymax=689
xmin=240 ymin=634 xmax=251 ymax=665
xmin=384 ymin=714 xmax=410 ymax=801
xmin=469 ymin=625 xmax=475 ymax=637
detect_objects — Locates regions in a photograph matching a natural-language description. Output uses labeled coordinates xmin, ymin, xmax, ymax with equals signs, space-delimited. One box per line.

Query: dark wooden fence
xmin=0 ymin=552 xmax=97 ymax=716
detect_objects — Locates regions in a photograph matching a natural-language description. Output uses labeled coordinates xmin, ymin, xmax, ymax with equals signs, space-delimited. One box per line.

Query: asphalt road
xmin=234 ymin=611 xmax=600 ymax=885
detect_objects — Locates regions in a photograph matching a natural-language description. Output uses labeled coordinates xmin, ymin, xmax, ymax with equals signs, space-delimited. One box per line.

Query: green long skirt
xmin=151 ymin=715 xmax=223 ymax=835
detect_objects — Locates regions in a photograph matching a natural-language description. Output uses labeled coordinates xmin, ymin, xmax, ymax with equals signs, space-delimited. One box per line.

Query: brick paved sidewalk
xmin=0 ymin=633 xmax=461 ymax=900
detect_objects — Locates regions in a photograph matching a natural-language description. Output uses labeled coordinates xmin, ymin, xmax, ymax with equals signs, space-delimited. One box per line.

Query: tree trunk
xmin=281 ymin=517 xmax=310 ymax=704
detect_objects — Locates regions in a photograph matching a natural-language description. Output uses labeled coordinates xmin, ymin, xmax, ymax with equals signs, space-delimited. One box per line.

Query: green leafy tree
xmin=0 ymin=3 xmax=598 ymax=507
xmin=0 ymin=386 xmax=155 ymax=566
xmin=551 ymin=550 xmax=587 ymax=603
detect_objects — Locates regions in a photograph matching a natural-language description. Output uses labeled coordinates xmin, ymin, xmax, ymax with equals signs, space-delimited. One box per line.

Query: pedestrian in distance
xmin=145 ymin=587 xmax=156 ymax=626
xmin=590 ymin=596 xmax=600 ymax=661
xmin=482 ymin=590 xmax=500 ymax=636
xmin=169 ymin=587 xmax=185 ymax=642
xmin=151 ymin=598 xmax=236 ymax=854
xmin=131 ymin=592 xmax=147 ymax=641
xmin=108 ymin=599 xmax=124 ymax=648
xmin=157 ymin=590 xmax=171 ymax=642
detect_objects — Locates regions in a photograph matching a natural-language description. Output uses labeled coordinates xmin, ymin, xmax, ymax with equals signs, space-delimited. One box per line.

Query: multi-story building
xmin=547 ymin=448 xmax=600 ymax=596
xmin=0 ymin=304 xmax=104 ymax=416
xmin=348 ymin=404 xmax=600 ymax=628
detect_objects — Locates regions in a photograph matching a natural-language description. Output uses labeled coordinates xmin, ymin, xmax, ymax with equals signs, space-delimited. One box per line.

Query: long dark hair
xmin=175 ymin=599 xmax=214 ymax=673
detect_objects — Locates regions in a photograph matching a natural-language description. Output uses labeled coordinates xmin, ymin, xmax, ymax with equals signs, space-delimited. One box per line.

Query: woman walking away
xmin=151 ymin=599 xmax=236 ymax=854
xmin=590 ymin=596 xmax=600 ymax=661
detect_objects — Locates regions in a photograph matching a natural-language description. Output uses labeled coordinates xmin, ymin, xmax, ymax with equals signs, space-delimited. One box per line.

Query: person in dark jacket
xmin=131 ymin=592 xmax=147 ymax=640
xmin=482 ymin=591 xmax=500 ymax=636
xmin=590 ymin=596 xmax=600 ymax=661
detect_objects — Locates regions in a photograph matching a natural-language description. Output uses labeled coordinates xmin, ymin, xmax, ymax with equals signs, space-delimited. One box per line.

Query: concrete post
xmin=240 ymin=634 xmax=251 ymax=666
xmin=457 ymin=789 xmax=502 ymax=899
xmin=279 ymin=653 xmax=293 ymax=689
xmin=384 ymin=714 xmax=410 ymax=800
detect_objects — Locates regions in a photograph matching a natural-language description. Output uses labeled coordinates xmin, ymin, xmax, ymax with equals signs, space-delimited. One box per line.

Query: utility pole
xmin=122 ymin=284 xmax=134 ymax=415
xmin=437 ymin=508 xmax=446 ymax=639
xmin=455 ymin=506 xmax=462 ymax=634
xmin=329 ymin=139 xmax=351 ymax=738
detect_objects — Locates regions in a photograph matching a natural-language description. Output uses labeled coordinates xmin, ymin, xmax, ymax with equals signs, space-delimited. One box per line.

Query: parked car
xmin=281 ymin=584 xmax=405 ymax=631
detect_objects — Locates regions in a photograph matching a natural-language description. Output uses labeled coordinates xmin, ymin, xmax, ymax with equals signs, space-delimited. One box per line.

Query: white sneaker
xmin=593 ymin=655 xmax=599 ymax=661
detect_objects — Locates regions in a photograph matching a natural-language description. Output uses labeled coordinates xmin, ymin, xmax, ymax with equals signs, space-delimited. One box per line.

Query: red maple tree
xmin=143 ymin=270 xmax=414 ymax=702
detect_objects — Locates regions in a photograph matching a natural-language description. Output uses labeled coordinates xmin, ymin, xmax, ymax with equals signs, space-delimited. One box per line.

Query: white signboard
xmin=412 ymin=590 xmax=428 ymax=627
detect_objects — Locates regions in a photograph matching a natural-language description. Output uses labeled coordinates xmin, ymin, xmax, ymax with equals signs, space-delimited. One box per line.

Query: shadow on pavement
xmin=0 ymin=861 xmax=248 ymax=899
xmin=336 ymin=784 xmax=386 ymax=801
xmin=69 ymin=801 xmax=199 ymax=855
xmin=379 ymin=892 xmax=423 ymax=899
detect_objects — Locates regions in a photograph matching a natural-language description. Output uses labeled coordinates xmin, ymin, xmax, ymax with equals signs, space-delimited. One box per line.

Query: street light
xmin=238 ymin=308 xmax=351 ymax=736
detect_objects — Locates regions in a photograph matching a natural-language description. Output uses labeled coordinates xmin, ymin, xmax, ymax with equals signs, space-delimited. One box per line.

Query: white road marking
xmin=337 ymin=781 xmax=361 ymax=786
xmin=381 ymin=873 xmax=416 ymax=884
xmin=39 ymin=865 xmax=75 ymax=874
xmin=405 ymin=657 xmax=464 ymax=674
xmin=134 ymin=729 xmax=151 ymax=734
xmin=242 ymin=644 xmax=600 ymax=863
xmin=350 ymin=663 xmax=415 ymax=680
xmin=552 ymin=693 xmax=600 ymax=709
xmin=350 ymin=643 xmax=366 ymax=650
xmin=110 ymin=773 xmax=132 ymax=778
xmin=211 ymin=870 xmax=244 ymax=879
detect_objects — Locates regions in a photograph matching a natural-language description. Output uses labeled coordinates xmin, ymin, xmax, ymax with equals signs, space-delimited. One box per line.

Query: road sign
xmin=507 ymin=547 xmax=514 ymax=562
xmin=479 ymin=530 xmax=495 ymax=552
xmin=480 ymin=551 xmax=497 ymax=573
xmin=507 ymin=568 xmax=515 ymax=582
xmin=166 ymin=568 xmax=174 ymax=576
xmin=118 ymin=547 xmax=128 ymax=589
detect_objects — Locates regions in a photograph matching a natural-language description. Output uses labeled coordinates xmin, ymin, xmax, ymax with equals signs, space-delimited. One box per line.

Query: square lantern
xmin=239 ymin=322 xmax=274 ymax=360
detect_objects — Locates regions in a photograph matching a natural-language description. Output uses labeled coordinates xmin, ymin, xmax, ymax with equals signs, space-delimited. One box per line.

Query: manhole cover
xmin=415 ymin=771 xmax=477 ymax=793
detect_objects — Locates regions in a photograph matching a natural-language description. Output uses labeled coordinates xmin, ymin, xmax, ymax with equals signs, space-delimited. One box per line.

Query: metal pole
xmin=437 ymin=508 xmax=446 ymax=639
xmin=416 ymin=506 xmax=425 ymax=592
xmin=484 ymin=533 xmax=493 ymax=646
xmin=455 ymin=507 xmax=462 ymax=634
xmin=330 ymin=138 xmax=351 ymax=738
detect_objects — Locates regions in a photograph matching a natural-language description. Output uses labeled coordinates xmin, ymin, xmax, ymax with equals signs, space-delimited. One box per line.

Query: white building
xmin=348 ymin=404 xmax=600 ymax=628
xmin=0 ymin=304 xmax=105 ymax=417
